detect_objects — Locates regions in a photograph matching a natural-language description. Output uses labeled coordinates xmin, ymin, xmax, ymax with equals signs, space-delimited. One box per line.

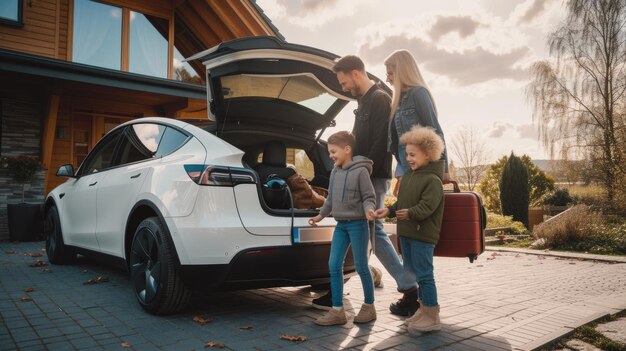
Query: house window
xmin=0 ymin=0 xmax=22 ymax=27
xmin=72 ymin=0 xmax=122 ymax=70
xmin=174 ymin=47 xmax=201 ymax=84
xmin=129 ymin=12 xmax=168 ymax=78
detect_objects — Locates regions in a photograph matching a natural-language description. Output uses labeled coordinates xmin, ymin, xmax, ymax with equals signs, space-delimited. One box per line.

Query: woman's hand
xmin=308 ymin=215 xmax=323 ymax=226
xmin=366 ymin=209 xmax=377 ymax=221
xmin=396 ymin=209 xmax=409 ymax=220
xmin=393 ymin=176 xmax=402 ymax=197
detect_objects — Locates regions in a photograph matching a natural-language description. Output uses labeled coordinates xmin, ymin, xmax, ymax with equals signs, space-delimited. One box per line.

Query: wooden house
xmin=0 ymin=0 xmax=281 ymax=239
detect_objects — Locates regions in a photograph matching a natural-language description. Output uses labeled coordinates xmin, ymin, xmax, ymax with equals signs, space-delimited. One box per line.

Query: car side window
xmin=155 ymin=127 xmax=189 ymax=157
xmin=80 ymin=128 xmax=123 ymax=176
xmin=117 ymin=123 xmax=165 ymax=165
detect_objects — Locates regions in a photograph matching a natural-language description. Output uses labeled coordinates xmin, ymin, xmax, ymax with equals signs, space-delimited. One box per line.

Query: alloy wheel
xmin=130 ymin=227 xmax=161 ymax=304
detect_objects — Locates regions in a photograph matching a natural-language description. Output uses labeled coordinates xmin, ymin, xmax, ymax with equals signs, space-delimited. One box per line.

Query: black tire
xmin=129 ymin=217 xmax=191 ymax=315
xmin=45 ymin=206 xmax=76 ymax=264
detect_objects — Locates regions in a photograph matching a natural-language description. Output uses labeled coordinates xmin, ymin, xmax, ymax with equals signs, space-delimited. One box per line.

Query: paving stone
xmin=561 ymin=339 xmax=603 ymax=351
xmin=595 ymin=317 xmax=626 ymax=344
xmin=2 ymin=241 xmax=626 ymax=350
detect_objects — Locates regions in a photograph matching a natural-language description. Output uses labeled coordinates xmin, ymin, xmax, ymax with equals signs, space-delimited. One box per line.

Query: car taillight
xmin=184 ymin=165 xmax=257 ymax=186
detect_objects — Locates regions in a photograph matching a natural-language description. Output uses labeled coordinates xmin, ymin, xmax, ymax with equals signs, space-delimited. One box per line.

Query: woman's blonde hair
xmin=399 ymin=126 xmax=444 ymax=161
xmin=384 ymin=49 xmax=434 ymax=118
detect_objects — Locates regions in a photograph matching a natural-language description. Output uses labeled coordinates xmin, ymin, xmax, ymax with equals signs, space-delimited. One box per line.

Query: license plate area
xmin=292 ymin=226 xmax=334 ymax=244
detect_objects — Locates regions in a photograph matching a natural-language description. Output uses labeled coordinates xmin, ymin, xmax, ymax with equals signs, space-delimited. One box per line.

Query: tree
xmin=499 ymin=153 xmax=530 ymax=227
xmin=477 ymin=154 xmax=555 ymax=213
xmin=527 ymin=0 xmax=626 ymax=203
xmin=450 ymin=126 xmax=489 ymax=191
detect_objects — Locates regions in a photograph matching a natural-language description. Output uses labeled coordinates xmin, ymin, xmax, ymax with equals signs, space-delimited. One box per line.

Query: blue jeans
xmin=329 ymin=220 xmax=374 ymax=307
xmin=399 ymin=237 xmax=438 ymax=307
xmin=395 ymin=145 xmax=410 ymax=177
xmin=371 ymin=178 xmax=416 ymax=291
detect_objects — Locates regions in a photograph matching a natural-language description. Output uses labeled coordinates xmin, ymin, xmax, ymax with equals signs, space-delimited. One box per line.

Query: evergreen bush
xmin=499 ymin=153 xmax=530 ymax=227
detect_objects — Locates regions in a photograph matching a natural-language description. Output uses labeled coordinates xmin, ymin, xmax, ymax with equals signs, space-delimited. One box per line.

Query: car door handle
xmin=89 ymin=181 xmax=98 ymax=186
xmin=130 ymin=173 xmax=141 ymax=179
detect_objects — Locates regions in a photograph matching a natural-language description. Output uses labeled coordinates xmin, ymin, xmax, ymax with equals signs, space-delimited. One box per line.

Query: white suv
xmin=44 ymin=37 xmax=388 ymax=314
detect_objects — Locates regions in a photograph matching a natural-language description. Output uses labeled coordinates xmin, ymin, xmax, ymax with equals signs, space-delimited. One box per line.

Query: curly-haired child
xmin=375 ymin=125 xmax=445 ymax=333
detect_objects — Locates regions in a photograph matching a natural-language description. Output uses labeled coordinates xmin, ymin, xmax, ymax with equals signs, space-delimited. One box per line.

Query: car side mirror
xmin=56 ymin=164 xmax=76 ymax=178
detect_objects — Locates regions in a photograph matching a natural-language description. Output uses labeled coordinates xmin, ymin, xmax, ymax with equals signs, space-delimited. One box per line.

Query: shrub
xmin=533 ymin=205 xmax=603 ymax=248
xmin=544 ymin=188 xmax=574 ymax=206
xmin=477 ymin=154 xmax=555 ymax=213
xmin=486 ymin=213 xmax=527 ymax=235
xmin=499 ymin=153 xmax=530 ymax=227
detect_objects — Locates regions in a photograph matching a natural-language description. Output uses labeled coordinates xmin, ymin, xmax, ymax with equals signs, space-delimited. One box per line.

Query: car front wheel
xmin=45 ymin=206 xmax=76 ymax=264
xmin=129 ymin=217 xmax=191 ymax=315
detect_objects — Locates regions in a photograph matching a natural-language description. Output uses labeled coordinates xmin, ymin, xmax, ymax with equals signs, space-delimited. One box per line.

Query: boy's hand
xmin=396 ymin=209 xmax=409 ymax=220
xmin=366 ymin=209 xmax=377 ymax=221
xmin=375 ymin=208 xmax=390 ymax=218
xmin=308 ymin=215 xmax=322 ymax=226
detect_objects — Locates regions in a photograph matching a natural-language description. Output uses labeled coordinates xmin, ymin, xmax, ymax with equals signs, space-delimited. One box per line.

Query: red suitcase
xmin=434 ymin=181 xmax=486 ymax=263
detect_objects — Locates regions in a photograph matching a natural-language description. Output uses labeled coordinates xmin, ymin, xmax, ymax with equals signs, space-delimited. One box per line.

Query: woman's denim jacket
xmin=388 ymin=86 xmax=448 ymax=176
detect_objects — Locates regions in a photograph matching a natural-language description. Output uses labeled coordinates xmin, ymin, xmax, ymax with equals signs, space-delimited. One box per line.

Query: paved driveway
xmin=1 ymin=241 xmax=625 ymax=351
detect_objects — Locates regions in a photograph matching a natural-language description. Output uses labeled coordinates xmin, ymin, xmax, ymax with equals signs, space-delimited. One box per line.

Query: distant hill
xmin=532 ymin=159 xmax=551 ymax=173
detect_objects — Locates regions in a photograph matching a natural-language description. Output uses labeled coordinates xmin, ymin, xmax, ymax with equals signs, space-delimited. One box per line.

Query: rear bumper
xmin=179 ymin=243 xmax=355 ymax=290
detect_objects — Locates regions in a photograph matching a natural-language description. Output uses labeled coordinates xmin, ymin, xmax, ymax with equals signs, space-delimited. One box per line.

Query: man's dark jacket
xmin=352 ymin=85 xmax=392 ymax=179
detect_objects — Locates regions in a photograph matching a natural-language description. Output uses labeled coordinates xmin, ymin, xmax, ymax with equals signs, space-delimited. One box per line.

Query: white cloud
xmin=255 ymin=0 xmax=287 ymax=20
xmin=257 ymin=0 xmax=374 ymax=29
xmin=487 ymin=122 xmax=513 ymax=138
xmin=355 ymin=12 xmax=534 ymax=90
xmin=516 ymin=123 xmax=540 ymax=139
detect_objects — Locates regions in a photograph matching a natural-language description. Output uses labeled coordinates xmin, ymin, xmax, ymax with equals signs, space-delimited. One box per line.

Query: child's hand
xmin=366 ymin=209 xmax=377 ymax=221
xmin=308 ymin=215 xmax=322 ymax=226
xmin=375 ymin=208 xmax=390 ymax=218
xmin=396 ymin=209 xmax=409 ymax=220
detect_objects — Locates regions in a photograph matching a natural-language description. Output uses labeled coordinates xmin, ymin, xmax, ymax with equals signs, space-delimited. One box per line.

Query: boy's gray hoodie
xmin=319 ymin=156 xmax=376 ymax=220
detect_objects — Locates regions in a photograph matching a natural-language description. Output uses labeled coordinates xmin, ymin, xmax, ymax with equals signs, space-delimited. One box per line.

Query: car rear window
xmin=220 ymin=74 xmax=342 ymax=115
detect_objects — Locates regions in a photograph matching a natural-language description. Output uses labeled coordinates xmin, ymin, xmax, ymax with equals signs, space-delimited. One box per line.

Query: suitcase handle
xmin=443 ymin=180 xmax=461 ymax=193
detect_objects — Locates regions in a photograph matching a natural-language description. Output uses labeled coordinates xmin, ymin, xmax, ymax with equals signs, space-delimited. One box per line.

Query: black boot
xmin=312 ymin=291 xmax=332 ymax=311
xmin=389 ymin=289 xmax=419 ymax=316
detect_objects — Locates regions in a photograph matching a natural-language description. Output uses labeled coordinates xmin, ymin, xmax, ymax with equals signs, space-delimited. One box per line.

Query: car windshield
xmin=220 ymin=73 xmax=347 ymax=115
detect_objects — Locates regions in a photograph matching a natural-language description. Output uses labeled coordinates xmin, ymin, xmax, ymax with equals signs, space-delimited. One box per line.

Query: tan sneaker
xmin=314 ymin=308 xmax=347 ymax=326
xmin=369 ymin=265 xmax=384 ymax=288
xmin=354 ymin=303 xmax=377 ymax=324
xmin=407 ymin=305 xmax=441 ymax=334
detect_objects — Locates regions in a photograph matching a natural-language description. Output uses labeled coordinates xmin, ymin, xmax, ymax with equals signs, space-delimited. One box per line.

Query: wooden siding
xmin=0 ymin=0 xmax=59 ymax=57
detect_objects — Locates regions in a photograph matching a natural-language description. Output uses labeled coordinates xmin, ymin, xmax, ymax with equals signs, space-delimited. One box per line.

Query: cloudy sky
xmin=256 ymin=0 xmax=567 ymax=163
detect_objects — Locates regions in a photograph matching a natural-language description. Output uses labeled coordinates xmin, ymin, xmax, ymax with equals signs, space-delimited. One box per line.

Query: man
xmin=311 ymin=55 xmax=419 ymax=317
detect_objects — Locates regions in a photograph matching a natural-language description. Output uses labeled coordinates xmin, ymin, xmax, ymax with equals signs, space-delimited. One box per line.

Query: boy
xmin=309 ymin=131 xmax=378 ymax=326
xmin=375 ymin=126 xmax=445 ymax=333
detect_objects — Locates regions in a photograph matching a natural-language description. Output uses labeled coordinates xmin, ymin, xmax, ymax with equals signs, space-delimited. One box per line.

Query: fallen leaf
xmin=280 ymin=334 xmax=307 ymax=342
xmin=83 ymin=276 xmax=109 ymax=285
xmin=193 ymin=316 xmax=212 ymax=325
xmin=239 ymin=325 xmax=253 ymax=330
xmin=121 ymin=341 xmax=130 ymax=348
xmin=41 ymin=268 xmax=51 ymax=273
xmin=24 ymin=288 xmax=34 ymax=293
xmin=569 ymin=262 xmax=577 ymax=265
xmin=20 ymin=296 xmax=32 ymax=302
xmin=29 ymin=252 xmax=42 ymax=257
xmin=5 ymin=250 xmax=16 ymax=254
xmin=204 ymin=341 xmax=225 ymax=348
xmin=29 ymin=260 xmax=47 ymax=267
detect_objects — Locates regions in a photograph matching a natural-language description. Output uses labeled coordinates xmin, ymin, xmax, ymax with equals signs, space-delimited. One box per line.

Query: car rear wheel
xmin=45 ymin=206 xmax=76 ymax=264
xmin=129 ymin=217 xmax=190 ymax=315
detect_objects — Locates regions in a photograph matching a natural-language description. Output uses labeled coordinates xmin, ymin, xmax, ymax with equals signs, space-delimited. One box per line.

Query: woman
xmin=384 ymin=50 xmax=449 ymax=196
